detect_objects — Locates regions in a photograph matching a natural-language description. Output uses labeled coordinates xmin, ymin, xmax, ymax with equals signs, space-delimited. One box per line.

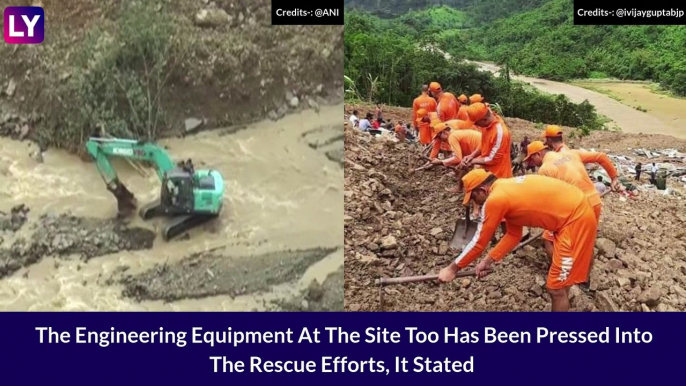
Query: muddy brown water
xmin=0 ymin=105 xmax=343 ymax=310
xmin=470 ymin=61 xmax=686 ymax=139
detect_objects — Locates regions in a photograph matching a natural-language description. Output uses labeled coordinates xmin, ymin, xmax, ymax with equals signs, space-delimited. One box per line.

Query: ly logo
xmin=4 ymin=6 xmax=44 ymax=44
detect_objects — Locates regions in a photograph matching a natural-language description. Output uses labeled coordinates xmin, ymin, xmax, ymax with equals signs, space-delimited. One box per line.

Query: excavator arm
xmin=85 ymin=137 xmax=177 ymax=216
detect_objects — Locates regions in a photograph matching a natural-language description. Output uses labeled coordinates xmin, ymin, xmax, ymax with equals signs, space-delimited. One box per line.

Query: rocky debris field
xmin=344 ymin=107 xmax=686 ymax=312
xmin=119 ymin=247 xmax=338 ymax=303
xmin=0 ymin=206 xmax=155 ymax=279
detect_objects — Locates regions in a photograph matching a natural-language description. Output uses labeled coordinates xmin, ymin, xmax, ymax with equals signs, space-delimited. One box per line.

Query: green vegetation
xmin=466 ymin=0 xmax=686 ymax=96
xmin=39 ymin=1 xmax=184 ymax=151
xmin=345 ymin=11 xmax=604 ymax=134
xmin=347 ymin=0 xmax=686 ymax=97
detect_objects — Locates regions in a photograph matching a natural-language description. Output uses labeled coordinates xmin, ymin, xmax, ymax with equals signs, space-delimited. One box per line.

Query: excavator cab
xmin=160 ymin=169 xmax=195 ymax=213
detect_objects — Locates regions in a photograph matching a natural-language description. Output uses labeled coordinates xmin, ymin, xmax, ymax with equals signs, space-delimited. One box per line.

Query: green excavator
xmin=85 ymin=136 xmax=225 ymax=240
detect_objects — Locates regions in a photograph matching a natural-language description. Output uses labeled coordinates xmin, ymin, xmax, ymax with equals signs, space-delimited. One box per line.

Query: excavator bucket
xmin=107 ymin=181 xmax=138 ymax=218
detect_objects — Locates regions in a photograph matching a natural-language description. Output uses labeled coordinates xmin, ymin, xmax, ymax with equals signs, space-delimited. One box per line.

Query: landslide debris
xmin=120 ymin=247 xmax=338 ymax=302
xmin=0 ymin=208 xmax=155 ymax=279
xmin=344 ymin=110 xmax=686 ymax=312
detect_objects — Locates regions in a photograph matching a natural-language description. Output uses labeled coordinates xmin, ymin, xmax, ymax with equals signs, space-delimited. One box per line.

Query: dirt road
xmin=471 ymin=61 xmax=686 ymax=139
xmin=0 ymin=105 xmax=343 ymax=311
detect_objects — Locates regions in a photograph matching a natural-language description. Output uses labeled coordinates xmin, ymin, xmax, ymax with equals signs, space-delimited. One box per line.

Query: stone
xmin=380 ymin=235 xmax=398 ymax=250
xmin=194 ymin=9 xmax=230 ymax=28
xmin=596 ymin=238 xmax=616 ymax=258
xmin=430 ymin=227 xmax=444 ymax=236
xmin=606 ymin=259 xmax=623 ymax=271
xmin=184 ymin=118 xmax=203 ymax=132
xmin=637 ymin=286 xmax=662 ymax=307
xmin=289 ymin=96 xmax=299 ymax=108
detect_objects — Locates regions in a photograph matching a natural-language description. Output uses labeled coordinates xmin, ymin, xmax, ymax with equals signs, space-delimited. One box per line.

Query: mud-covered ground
xmin=344 ymin=105 xmax=686 ymax=312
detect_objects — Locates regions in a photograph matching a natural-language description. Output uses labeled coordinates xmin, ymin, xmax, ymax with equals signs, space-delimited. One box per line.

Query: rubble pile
xmin=0 ymin=210 xmax=156 ymax=279
xmin=344 ymin=114 xmax=686 ymax=312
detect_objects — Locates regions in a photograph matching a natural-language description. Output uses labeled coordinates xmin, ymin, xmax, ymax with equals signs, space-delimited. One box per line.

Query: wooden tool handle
xmin=374 ymin=233 xmax=542 ymax=287
xmin=375 ymin=269 xmax=488 ymax=286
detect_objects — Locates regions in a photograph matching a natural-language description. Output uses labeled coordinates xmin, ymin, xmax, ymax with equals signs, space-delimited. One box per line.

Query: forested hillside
xmin=345 ymin=0 xmax=686 ymax=96
xmin=466 ymin=0 xmax=686 ymax=95
xmin=344 ymin=11 xmax=603 ymax=133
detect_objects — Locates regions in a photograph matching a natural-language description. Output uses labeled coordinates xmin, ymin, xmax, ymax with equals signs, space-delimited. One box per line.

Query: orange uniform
xmin=413 ymin=92 xmax=437 ymax=125
xmin=418 ymin=117 xmax=432 ymax=145
xmin=444 ymin=119 xmax=474 ymax=131
xmin=540 ymin=150 xmax=619 ymax=241
xmin=429 ymin=122 xmax=469 ymax=159
xmin=456 ymin=174 xmax=597 ymax=290
xmin=479 ymin=114 xmax=512 ymax=178
xmin=457 ymin=105 xmax=470 ymax=121
xmin=437 ymin=92 xmax=460 ymax=121
xmin=442 ymin=130 xmax=482 ymax=166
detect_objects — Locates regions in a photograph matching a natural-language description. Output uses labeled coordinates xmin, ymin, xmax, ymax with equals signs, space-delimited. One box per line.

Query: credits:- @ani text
xmin=275 ymin=8 xmax=341 ymax=19
xmin=577 ymin=8 xmax=685 ymax=19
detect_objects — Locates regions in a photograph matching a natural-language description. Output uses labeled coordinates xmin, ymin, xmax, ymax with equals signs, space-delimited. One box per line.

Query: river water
xmin=0 ymin=105 xmax=343 ymax=310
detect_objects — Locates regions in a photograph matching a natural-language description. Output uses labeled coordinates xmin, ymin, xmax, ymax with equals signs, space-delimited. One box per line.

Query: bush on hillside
xmin=38 ymin=0 xmax=185 ymax=152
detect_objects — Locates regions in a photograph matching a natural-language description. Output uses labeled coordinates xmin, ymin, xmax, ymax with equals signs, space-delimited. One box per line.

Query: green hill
xmin=466 ymin=0 xmax=686 ymax=95
xmin=346 ymin=0 xmax=686 ymax=96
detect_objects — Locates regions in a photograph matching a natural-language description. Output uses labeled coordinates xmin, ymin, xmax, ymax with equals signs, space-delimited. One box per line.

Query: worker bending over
xmin=430 ymin=82 xmax=460 ymax=121
xmin=438 ymin=170 xmax=598 ymax=312
xmin=428 ymin=123 xmax=481 ymax=193
xmin=524 ymin=141 xmax=620 ymax=287
xmin=461 ymin=103 xmax=512 ymax=179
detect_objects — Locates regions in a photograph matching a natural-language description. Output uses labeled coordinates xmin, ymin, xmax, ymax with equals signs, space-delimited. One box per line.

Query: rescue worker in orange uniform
xmin=541 ymin=125 xmax=570 ymax=152
xmin=469 ymin=94 xmax=484 ymax=104
xmin=462 ymin=103 xmax=512 ymax=179
xmin=416 ymin=109 xmax=432 ymax=145
xmin=413 ymin=85 xmax=437 ymax=133
xmin=437 ymin=170 xmax=598 ymax=312
xmin=524 ymin=140 xmax=621 ymax=289
xmin=428 ymin=123 xmax=482 ymax=193
xmin=429 ymin=82 xmax=460 ymax=121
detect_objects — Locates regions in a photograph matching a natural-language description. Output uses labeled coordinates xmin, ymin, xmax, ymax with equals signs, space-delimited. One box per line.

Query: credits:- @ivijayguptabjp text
xmin=577 ymin=8 xmax=685 ymax=18
xmin=275 ymin=8 xmax=341 ymax=18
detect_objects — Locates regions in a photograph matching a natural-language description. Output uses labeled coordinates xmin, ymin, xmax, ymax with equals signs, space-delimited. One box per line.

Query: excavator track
xmin=162 ymin=214 xmax=218 ymax=241
xmin=139 ymin=201 xmax=163 ymax=220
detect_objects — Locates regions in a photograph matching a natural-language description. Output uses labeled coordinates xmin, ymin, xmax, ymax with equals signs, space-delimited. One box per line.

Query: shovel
xmin=450 ymin=204 xmax=476 ymax=250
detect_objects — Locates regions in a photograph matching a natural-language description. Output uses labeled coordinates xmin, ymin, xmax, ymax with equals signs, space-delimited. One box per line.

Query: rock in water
xmin=184 ymin=118 xmax=203 ymax=132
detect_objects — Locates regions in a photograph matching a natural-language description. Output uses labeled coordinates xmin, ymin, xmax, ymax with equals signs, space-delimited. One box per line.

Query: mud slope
xmin=344 ymin=119 xmax=686 ymax=312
